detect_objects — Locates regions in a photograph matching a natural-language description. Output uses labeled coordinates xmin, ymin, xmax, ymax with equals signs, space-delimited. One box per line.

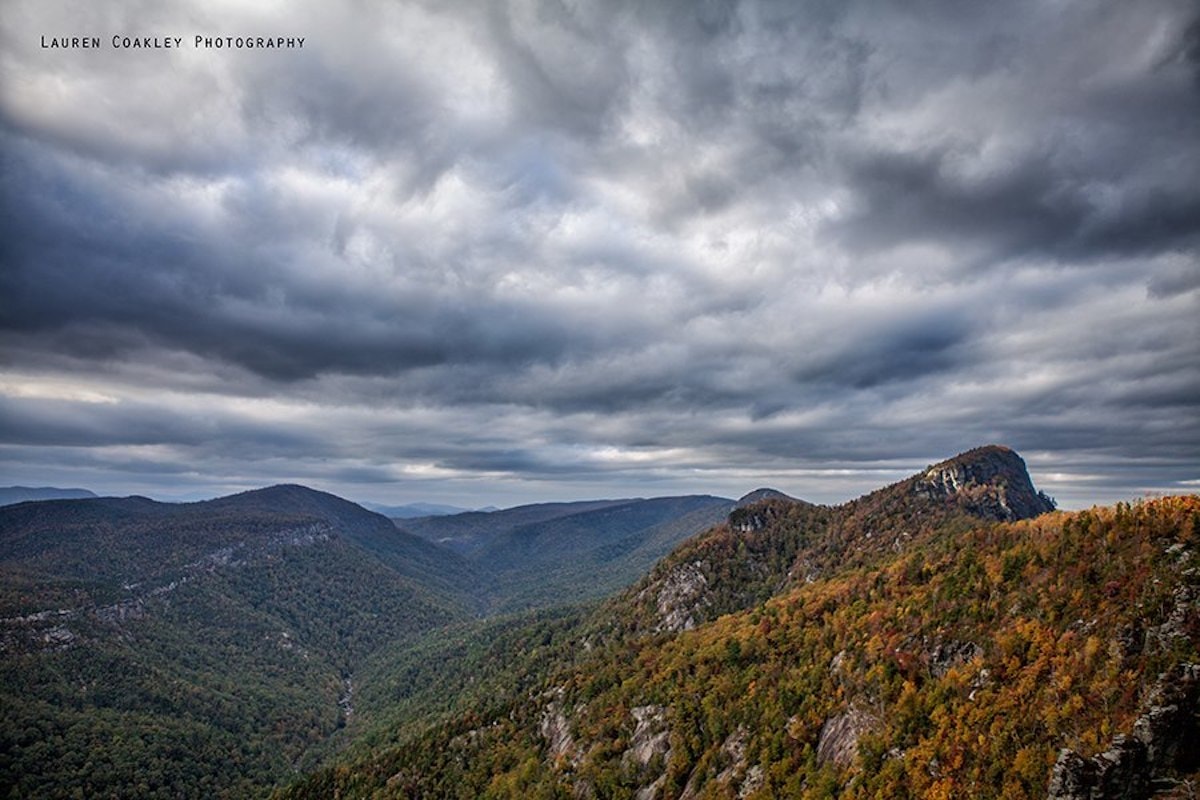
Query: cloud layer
xmin=2 ymin=0 xmax=1197 ymax=507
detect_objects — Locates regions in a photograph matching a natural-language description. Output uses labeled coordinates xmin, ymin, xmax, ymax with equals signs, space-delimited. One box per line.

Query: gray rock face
xmin=624 ymin=705 xmax=671 ymax=769
xmin=1132 ymin=663 xmax=1200 ymax=774
xmin=1047 ymin=738 xmax=1149 ymax=800
xmin=915 ymin=446 xmax=1055 ymax=522
xmin=540 ymin=691 xmax=578 ymax=766
xmin=651 ymin=561 xmax=710 ymax=633
xmin=1046 ymin=663 xmax=1200 ymax=800
xmin=928 ymin=639 xmax=983 ymax=678
xmin=816 ymin=708 xmax=877 ymax=768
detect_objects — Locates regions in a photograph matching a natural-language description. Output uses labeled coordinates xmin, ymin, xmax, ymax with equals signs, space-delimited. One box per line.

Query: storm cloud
xmin=1 ymin=0 xmax=1197 ymax=508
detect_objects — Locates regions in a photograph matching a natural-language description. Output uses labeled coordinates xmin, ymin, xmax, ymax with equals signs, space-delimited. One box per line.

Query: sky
xmin=1 ymin=0 xmax=1197 ymax=510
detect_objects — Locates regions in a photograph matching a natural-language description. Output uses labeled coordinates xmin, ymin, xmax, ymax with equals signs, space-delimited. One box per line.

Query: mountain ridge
xmin=13 ymin=445 xmax=1183 ymax=800
xmin=0 ymin=483 xmax=745 ymax=796
xmin=365 ymin=501 xmax=474 ymax=518
xmin=609 ymin=445 xmax=1055 ymax=638
xmin=399 ymin=494 xmax=736 ymax=614
xmin=0 ymin=484 xmax=482 ymax=798
xmin=276 ymin=451 xmax=1198 ymax=800
xmin=0 ymin=486 xmax=98 ymax=506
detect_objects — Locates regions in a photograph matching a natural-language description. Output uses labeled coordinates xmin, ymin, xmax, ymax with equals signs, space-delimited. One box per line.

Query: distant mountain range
xmin=0 ymin=487 xmax=489 ymax=517
xmin=361 ymin=501 xmax=479 ymax=518
xmin=0 ymin=486 xmax=97 ymax=506
xmin=400 ymin=494 xmax=735 ymax=613
xmin=4 ymin=446 xmax=1196 ymax=800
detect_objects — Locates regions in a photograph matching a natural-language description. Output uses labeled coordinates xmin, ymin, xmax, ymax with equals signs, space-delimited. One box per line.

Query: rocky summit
xmin=914 ymin=445 xmax=1057 ymax=521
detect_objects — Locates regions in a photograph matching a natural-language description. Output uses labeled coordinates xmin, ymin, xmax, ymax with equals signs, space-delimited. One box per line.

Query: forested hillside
xmin=0 ymin=486 xmax=731 ymax=797
xmin=397 ymin=495 xmax=734 ymax=613
xmin=278 ymin=450 xmax=1199 ymax=800
xmin=0 ymin=486 xmax=474 ymax=798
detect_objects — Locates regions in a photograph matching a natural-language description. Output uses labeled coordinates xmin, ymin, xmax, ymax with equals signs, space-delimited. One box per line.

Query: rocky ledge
xmin=915 ymin=445 xmax=1056 ymax=522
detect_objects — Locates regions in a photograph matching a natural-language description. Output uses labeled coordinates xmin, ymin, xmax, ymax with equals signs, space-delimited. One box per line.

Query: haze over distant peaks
xmin=0 ymin=486 xmax=98 ymax=506
xmin=399 ymin=494 xmax=734 ymax=613
xmin=362 ymin=501 xmax=475 ymax=518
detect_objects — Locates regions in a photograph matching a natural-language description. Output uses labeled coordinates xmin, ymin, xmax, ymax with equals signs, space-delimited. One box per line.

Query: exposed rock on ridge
xmin=646 ymin=561 xmax=710 ymax=633
xmin=627 ymin=445 xmax=1055 ymax=638
xmin=916 ymin=445 xmax=1055 ymax=521
xmin=729 ymin=496 xmax=801 ymax=533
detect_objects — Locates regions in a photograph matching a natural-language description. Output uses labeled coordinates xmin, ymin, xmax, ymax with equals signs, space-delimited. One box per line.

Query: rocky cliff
xmin=915 ymin=445 xmax=1056 ymax=521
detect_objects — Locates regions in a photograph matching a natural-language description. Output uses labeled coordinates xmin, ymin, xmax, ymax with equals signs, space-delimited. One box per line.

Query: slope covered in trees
xmin=0 ymin=486 xmax=475 ymax=798
xmin=397 ymin=495 xmax=734 ymax=614
xmin=278 ymin=449 xmax=1199 ymax=800
xmin=8 ymin=447 xmax=1193 ymax=799
xmin=0 ymin=486 xmax=731 ymax=797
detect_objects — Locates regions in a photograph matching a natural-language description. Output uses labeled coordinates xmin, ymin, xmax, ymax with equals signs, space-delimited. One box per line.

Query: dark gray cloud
xmin=830 ymin=141 xmax=1200 ymax=264
xmin=1 ymin=0 xmax=1197 ymax=508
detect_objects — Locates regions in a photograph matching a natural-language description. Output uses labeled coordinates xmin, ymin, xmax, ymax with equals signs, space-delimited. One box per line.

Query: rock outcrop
xmin=624 ymin=705 xmax=672 ymax=769
xmin=625 ymin=705 xmax=673 ymax=800
xmin=928 ymin=639 xmax=983 ymax=678
xmin=650 ymin=561 xmax=710 ymax=633
xmin=816 ymin=707 xmax=878 ymax=768
xmin=540 ymin=690 xmax=579 ymax=767
xmin=1047 ymin=663 xmax=1200 ymax=799
xmin=915 ymin=445 xmax=1056 ymax=522
xmin=729 ymin=495 xmax=801 ymax=532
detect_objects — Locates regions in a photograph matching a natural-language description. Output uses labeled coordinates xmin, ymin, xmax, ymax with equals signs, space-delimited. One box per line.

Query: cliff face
xmin=915 ymin=445 xmax=1056 ymax=521
xmin=1047 ymin=663 xmax=1200 ymax=800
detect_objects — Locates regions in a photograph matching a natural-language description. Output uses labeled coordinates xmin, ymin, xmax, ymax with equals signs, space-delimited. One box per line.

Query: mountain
xmin=0 ymin=486 xmax=97 ymax=506
xmin=735 ymin=487 xmax=800 ymax=507
xmin=398 ymin=499 xmax=637 ymax=554
xmin=0 ymin=485 xmax=477 ymax=798
xmin=614 ymin=445 xmax=1057 ymax=636
xmin=0 ymin=484 xmax=479 ymax=611
xmin=0 ymin=483 xmax=735 ymax=797
xmin=278 ymin=447 xmax=1200 ymax=800
xmin=363 ymin=501 xmax=473 ymax=518
xmin=906 ymin=444 xmax=1056 ymax=521
xmin=400 ymin=495 xmax=735 ymax=613
xmin=11 ymin=447 xmax=1192 ymax=800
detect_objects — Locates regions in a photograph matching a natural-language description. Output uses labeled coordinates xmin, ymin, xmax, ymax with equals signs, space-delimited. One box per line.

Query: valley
xmin=0 ymin=483 xmax=730 ymax=797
